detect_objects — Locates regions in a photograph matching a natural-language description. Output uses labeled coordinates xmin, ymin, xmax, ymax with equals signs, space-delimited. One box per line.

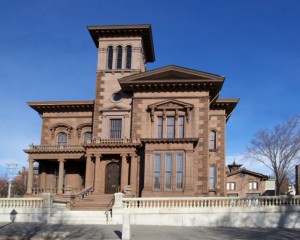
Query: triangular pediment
xmin=148 ymin=99 xmax=193 ymax=110
xmin=119 ymin=65 xmax=224 ymax=83
xmin=100 ymin=105 xmax=131 ymax=112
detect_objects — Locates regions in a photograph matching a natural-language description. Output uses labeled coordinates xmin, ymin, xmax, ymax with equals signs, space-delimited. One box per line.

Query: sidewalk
xmin=0 ymin=222 xmax=299 ymax=239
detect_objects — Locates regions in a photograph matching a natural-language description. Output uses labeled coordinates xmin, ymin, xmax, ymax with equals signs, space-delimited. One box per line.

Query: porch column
xmin=94 ymin=155 xmax=102 ymax=194
xmin=121 ymin=154 xmax=129 ymax=192
xmin=85 ymin=154 xmax=93 ymax=188
xmin=57 ymin=158 xmax=65 ymax=195
xmin=39 ymin=162 xmax=47 ymax=189
xmin=130 ymin=154 xmax=138 ymax=196
xmin=26 ymin=159 xmax=34 ymax=194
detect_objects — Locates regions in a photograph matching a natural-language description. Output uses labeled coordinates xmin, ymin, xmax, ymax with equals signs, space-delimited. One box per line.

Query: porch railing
xmin=123 ymin=196 xmax=300 ymax=209
xmin=89 ymin=138 xmax=140 ymax=144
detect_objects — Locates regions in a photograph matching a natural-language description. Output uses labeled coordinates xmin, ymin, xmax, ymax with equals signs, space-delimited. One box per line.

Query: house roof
xmin=227 ymin=168 xmax=269 ymax=180
xmin=27 ymin=100 xmax=94 ymax=115
xmin=88 ymin=24 xmax=155 ymax=62
xmin=118 ymin=65 xmax=225 ymax=99
xmin=210 ymin=98 xmax=239 ymax=121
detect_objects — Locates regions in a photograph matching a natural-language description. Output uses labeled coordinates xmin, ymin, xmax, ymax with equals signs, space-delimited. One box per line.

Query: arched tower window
xmin=107 ymin=46 xmax=113 ymax=70
xmin=116 ymin=46 xmax=122 ymax=69
xmin=57 ymin=132 xmax=67 ymax=145
xmin=210 ymin=131 xmax=216 ymax=150
xmin=126 ymin=45 xmax=132 ymax=69
xmin=83 ymin=132 xmax=92 ymax=143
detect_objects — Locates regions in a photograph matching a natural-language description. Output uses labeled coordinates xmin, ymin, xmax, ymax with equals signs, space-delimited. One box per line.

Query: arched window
xmin=83 ymin=132 xmax=92 ymax=143
xmin=57 ymin=132 xmax=67 ymax=145
xmin=125 ymin=45 xmax=132 ymax=69
xmin=116 ymin=46 xmax=122 ymax=69
xmin=107 ymin=46 xmax=113 ymax=70
xmin=210 ymin=131 xmax=216 ymax=150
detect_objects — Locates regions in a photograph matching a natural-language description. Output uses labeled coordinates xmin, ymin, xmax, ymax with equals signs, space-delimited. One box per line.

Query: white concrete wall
xmin=115 ymin=206 xmax=300 ymax=228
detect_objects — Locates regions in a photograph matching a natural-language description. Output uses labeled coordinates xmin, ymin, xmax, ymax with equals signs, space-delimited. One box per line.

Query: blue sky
xmin=0 ymin=0 xmax=299 ymax=176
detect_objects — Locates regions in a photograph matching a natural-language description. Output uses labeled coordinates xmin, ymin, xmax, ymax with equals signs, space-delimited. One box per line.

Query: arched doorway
xmin=105 ymin=162 xmax=120 ymax=194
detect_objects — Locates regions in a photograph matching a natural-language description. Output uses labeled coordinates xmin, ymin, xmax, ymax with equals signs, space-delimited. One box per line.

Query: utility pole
xmin=6 ymin=163 xmax=17 ymax=198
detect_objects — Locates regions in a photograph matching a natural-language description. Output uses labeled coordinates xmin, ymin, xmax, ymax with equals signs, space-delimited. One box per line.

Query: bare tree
xmin=245 ymin=115 xmax=300 ymax=195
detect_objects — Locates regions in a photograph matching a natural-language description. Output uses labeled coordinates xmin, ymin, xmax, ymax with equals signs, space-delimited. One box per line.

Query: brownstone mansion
xmin=24 ymin=24 xmax=239 ymax=207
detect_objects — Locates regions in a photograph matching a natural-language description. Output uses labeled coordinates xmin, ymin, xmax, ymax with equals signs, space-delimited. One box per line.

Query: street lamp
xmin=10 ymin=209 xmax=17 ymax=222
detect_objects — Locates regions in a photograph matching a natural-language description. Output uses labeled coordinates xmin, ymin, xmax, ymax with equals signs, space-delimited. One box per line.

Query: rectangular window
xmin=210 ymin=131 xmax=217 ymax=150
xmin=209 ymin=165 xmax=216 ymax=190
xmin=227 ymin=182 xmax=235 ymax=190
xmin=165 ymin=153 xmax=172 ymax=190
xmin=166 ymin=117 xmax=175 ymax=138
xmin=157 ymin=116 xmax=163 ymax=138
xmin=176 ymin=153 xmax=184 ymax=189
xmin=249 ymin=182 xmax=258 ymax=190
xmin=110 ymin=119 xmax=122 ymax=139
xmin=153 ymin=154 xmax=161 ymax=189
xmin=178 ymin=116 xmax=184 ymax=138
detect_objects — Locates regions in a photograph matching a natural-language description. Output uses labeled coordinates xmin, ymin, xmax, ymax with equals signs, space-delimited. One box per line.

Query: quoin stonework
xmin=24 ymin=24 xmax=239 ymax=208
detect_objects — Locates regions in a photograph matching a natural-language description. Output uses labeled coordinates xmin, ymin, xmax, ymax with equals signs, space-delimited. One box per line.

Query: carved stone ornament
xmin=50 ymin=124 xmax=73 ymax=139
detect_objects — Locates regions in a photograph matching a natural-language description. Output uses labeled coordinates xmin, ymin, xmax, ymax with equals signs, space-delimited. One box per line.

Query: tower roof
xmin=88 ymin=24 xmax=155 ymax=62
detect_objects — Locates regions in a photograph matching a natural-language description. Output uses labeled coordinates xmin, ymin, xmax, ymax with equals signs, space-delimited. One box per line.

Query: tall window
xmin=166 ymin=117 xmax=175 ymax=138
xmin=249 ymin=181 xmax=258 ymax=190
xmin=210 ymin=131 xmax=216 ymax=150
xmin=57 ymin=132 xmax=67 ymax=145
xmin=227 ymin=182 xmax=235 ymax=190
xmin=126 ymin=45 xmax=132 ymax=69
xmin=83 ymin=132 xmax=92 ymax=143
xmin=157 ymin=116 xmax=163 ymax=138
xmin=107 ymin=46 xmax=113 ymax=70
xmin=209 ymin=165 xmax=216 ymax=190
xmin=176 ymin=153 xmax=184 ymax=189
xmin=116 ymin=46 xmax=122 ymax=69
xmin=178 ymin=116 xmax=184 ymax=138
xmin=165 ymin=154 xmax=172 ymax=190
xmin=153 ymin=154 xmax=161 ymax=189
xmin=110 ymin=119 xmax=122 ymax=139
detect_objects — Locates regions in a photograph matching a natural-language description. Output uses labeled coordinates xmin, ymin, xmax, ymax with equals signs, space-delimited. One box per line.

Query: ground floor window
xmin=153 ymin=152 xmax=185 ymax=191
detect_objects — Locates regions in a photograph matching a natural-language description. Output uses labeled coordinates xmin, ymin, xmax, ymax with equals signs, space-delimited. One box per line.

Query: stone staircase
xmin=70 ymin=193 xmax=115 ymax=211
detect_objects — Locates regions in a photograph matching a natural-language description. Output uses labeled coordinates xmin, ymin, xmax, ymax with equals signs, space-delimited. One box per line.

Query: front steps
xmin=49 ymin=209 xmax=116 ymax=224
xmin=70 ymin=194 xmax=115 ymax=211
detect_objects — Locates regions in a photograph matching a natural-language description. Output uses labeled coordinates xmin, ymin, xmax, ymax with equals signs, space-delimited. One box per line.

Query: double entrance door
xmin=105 ymin=162 xmax=120 ymax=194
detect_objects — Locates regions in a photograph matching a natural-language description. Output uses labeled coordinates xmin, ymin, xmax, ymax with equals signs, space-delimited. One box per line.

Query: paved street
xmin=0 ymin=223 xmax=299 ymax=239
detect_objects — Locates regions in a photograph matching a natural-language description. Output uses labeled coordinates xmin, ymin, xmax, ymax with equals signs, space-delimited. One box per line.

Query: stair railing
xmin=70 ymin=186 xmax=94 ymax=206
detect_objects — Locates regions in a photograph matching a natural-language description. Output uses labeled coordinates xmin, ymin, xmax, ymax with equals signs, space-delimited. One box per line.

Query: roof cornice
xmin=28 ymin=100 xmax=94 ymax=115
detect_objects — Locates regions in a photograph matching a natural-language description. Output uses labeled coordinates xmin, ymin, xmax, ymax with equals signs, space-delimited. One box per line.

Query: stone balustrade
xmin=90 ymin=138 xmax=140 ymax=144
xmin=123 ymin=196 xmax=300 ymax=209
xmin=30 ymin=144 xmax=84 ymax=150
xmin=0 ymin=198 xmax=44 ymax=208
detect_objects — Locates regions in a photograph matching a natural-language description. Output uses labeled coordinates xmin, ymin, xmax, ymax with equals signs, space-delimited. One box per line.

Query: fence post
xmin=42 ymin=193 xmax=53 ymax=223
xmin=122 ymin=212 xmax=130 ymax=240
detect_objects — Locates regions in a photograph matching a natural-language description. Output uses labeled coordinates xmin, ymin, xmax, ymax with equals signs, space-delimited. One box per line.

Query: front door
xmin=105 ymin=162 xmax=120 ymax=194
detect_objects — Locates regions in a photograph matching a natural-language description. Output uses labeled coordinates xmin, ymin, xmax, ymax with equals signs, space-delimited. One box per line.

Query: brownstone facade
xmin=24 ymin=24 xmax=239 ymax=201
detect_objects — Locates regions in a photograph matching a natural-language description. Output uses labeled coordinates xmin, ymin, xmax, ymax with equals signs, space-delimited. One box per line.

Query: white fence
xmin=113 ymin=194 xmax=300 ymax=228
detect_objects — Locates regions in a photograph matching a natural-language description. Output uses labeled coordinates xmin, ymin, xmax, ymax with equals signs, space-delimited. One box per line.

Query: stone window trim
xmin=152 ymin=151 xmax=185 ymax=192
xmin=148 ymin=99 xmax=193 ymax=123
xmin=209 ymin=130 xmax=217 ymax=151
xmin=76 ymin=123 xmax=92 ymax=138
xmin=50 ymin=123 xmax=73 ymax=139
